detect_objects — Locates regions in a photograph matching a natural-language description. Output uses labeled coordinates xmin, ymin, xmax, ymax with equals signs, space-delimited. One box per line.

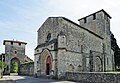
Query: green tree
xmin=10 ymin=61 xmax=18 ymax=73
xmin=0 ymin=60 xmax=6 ymax=70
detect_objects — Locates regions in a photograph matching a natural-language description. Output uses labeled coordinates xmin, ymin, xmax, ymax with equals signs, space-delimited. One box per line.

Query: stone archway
xmin=10 ymin=57 xmax=20 ymax=74
xmin=39 ymin=49 xmax=52 ymax=75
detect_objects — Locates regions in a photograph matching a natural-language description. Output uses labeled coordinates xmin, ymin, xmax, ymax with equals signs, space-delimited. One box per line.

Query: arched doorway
xmin=10 ymin=57 xmax=20 ymax=74
xmin=38 ymin=49 xmax=53 ymax=76
xmin=46 ymin=56 xmax=52 ymax=75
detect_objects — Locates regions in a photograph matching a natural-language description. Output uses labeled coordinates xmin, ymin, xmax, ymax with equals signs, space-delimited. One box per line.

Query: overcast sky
xmin=0 ymin=0 xmax=120 ymax=60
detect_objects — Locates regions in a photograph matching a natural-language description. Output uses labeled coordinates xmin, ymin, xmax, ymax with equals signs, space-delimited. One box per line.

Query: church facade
xmin=34 ymin=9 xmax=115 ymax=78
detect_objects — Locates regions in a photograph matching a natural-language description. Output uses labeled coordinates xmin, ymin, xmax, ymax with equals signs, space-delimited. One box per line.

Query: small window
xmin=46 ymin=33 xmax=51 ymax=42
xmin=11 ymin=42 xmax=13 ymax=45
xmin=93 ymin=13 xmax=96 ymax=20
xmin=51 ymin=45 xmax=53 ymax=49
xmin=37 ymin=50 xmax=39 ymax=52
xmin=19 ymin=43 xmax=21 ymax=46
xmin=15 ymin=51 xmax=17 ymax=54
xmin=84 ymin=17 xmax=87 ymax=23
xmin=37 ymin=61 xmax=39 ymax=64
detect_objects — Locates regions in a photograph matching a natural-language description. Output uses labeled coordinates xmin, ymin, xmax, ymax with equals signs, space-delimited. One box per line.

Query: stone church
xmin=34 ymin=9 xmax=115 ymax=78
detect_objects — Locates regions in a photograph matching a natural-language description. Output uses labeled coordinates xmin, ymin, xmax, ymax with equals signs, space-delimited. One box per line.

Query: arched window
xmin=77 ymin=65 xmax=82 ymax=72
xmin=46 ymin=33 xmax=51 ymax=42
xmin=68 ymin=64 xmax=74 ymax=72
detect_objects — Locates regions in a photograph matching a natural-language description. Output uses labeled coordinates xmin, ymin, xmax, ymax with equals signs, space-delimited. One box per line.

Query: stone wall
xmin=4 ymin=41 xmax=26 ymax=63
xmin=57 ymin=49 xmax=83 ymax=78
xmin=37 ymin=17 xmax=60 ymax=45
xmin=65 ymin=72 xmax=120 ymax=83
xmin=19 ymin=62 xmax=34 ymax=76
xmin=60 ymin=17 xmax=103 ymax=53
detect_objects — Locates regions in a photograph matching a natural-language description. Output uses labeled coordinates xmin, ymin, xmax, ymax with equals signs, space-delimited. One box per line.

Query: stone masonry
xmin=34 ymin=9 xmax=115 ymax=79
xmin=19 ymin=62 xmax=34 ymax=76
xmin=65 ymin=72 xmax=120 ymax=83
xmin=3 ymin=40 xmax=32 ymax=74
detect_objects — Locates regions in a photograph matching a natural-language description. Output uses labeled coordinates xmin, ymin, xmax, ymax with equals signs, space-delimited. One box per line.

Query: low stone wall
xmin=65 ymin=72 xmax=120 ymax=83
xmin=0 ymin=80 xmax=16 ymax=83
xmin=19 ymin=62 xmax=34 ymax=76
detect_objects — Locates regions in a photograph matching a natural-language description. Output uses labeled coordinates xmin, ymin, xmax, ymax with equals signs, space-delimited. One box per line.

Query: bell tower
xmin=78 ymin=9 xmax=111 ymax=38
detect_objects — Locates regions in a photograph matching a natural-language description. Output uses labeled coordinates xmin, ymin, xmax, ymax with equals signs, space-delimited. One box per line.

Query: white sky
xmin=0 ymin=0 xmax=120 ymax=60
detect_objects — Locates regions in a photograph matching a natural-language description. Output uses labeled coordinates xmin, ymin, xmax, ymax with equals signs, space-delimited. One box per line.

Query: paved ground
xmin=0 ymin=75 xmax=78 ymax=83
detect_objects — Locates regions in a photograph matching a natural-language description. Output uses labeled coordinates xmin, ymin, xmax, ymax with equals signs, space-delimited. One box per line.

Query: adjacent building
xmin=3 ymin=40 xmax=32 ymax=74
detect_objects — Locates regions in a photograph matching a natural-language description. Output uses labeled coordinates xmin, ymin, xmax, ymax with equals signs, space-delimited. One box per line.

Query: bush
xmin=0 ymin=60 xmax=6 ymax=70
